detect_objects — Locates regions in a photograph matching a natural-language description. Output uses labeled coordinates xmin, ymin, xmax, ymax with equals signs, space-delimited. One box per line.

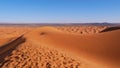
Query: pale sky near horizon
xmin=0 ymin=0 xmax=120 ymax=23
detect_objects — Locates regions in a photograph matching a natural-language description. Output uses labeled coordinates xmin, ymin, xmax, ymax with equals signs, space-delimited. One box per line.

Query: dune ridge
xmin=0 ymin=39 xmax=82 ymax=68
xmin=100 ymin=26 xmax=120 ymax=32
xmin=0 ymin=37 xmax=16 ymax=47
xmin=0 ymin=26 xmax=120 ymax=68
xmin=24 ymin=26 xmax=120 ymax=67
xmin=54 ymin=26 xmax=108 ymax=34
xmin=0 ymin=35 xmax=25 ymax=66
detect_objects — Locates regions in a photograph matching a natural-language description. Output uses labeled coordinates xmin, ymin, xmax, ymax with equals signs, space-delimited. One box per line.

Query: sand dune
xmin=54 ymin=26 xmax=107 ymax=34
xmin=100 ymin=26 xmax=120 ymax=32
xmin=0 ymin=26 xmax=82 ymax=68
xmin=0 ymin=26 xmax=120 ymax=68
xmin=0 ymin=26 xmax=33 ymax=38
xmin=1 ymin=41 xmax=82 ymax=68
xmin=25 ymin=26 xmax=120 ymax=67
xmin=0 ymin=37 xmax=16 ymax=47
xmin=0 ymin=36 xmax=82 ymax=68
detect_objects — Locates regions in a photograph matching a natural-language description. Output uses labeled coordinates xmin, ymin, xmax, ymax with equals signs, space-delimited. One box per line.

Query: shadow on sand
xmin=0 ymin=35 xmax=25 ymax=67
xmin=100 ymin=26 xmax=120 ymax=33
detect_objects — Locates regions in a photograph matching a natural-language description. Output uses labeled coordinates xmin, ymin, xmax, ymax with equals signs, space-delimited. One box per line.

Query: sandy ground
xmin=54 ymin=26 xmax=107 ymax=34
xmin=0 ymin=25 xmax=120 ymax=68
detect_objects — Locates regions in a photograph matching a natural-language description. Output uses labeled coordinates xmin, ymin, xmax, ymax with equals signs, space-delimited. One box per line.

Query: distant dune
xmin=0 ymin=25 xmax=120 ymax=68
xmin=54 ymin=26 xmax=107 ymax=34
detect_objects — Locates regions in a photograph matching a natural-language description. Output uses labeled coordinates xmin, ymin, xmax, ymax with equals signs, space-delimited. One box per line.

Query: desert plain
xmin=0 ymin=24 xmax=120 ymax=68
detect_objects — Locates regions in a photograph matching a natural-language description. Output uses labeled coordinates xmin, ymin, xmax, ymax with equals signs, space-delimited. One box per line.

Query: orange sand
xmin=0 ymin=25 xmax=120 ymax=68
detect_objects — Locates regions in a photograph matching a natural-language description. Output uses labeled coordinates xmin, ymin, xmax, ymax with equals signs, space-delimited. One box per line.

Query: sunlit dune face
xmin=0 ymin=25 xmax=120 ymax=68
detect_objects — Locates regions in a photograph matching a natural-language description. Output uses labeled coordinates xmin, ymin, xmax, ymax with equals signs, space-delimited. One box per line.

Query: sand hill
xmin=0 ymin=26 xmax=120 ymax=68
xmin=54 ymin=26 xmax=108 ymax=34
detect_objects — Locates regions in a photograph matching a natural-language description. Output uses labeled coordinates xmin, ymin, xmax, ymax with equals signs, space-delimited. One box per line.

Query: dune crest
xmin=54 ymin=26 xmax=108 ymax=34
xmin=0 ymin=39 xmax=82 ymax=68
xmin=100 ymin=26 xmax=120 ymax=32
xmin=0 ymin=26 xmax=120 ymax=68
xmin=24 ymin=26 xmax=120 ymax=67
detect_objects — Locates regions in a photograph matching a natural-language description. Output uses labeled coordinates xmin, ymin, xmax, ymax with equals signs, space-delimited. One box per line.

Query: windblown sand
xmin=54 ymin=26 xmax=107 ymax=34
xmin=0 ymin=25 xmax=120 ymax=68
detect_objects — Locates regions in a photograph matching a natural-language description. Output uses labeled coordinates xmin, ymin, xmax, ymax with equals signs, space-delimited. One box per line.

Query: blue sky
xmin=0 ymin=0 xmax=120 ymax=23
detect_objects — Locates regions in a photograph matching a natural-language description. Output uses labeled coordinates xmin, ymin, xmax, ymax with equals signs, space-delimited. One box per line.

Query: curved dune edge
xmin=0 ymin=37 xmax=16 ymax=47
xmin=0 ymin=35 xmax=25 ymax=65
xmin=24 ymin=26 xmax=120 ymax=68
xmin=0 ymin=26 xmax=120 ymax=68
xmin=0 ymin=27 xmax=82 ymax=68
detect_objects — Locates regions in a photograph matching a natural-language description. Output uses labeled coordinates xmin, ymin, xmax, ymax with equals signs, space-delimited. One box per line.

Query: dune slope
xmin=0 ymin=26 xmax=120 ymax=68
xmin=0 ymin=35 xmax=25 ymax=65
xmin=25 ymin=26 xmax=120 ymax=67
xmin=0 ymin=37 xmax=16 ymax=47
xmin=0 ymin=38 xmax=82 ymax=68
xmin=0 ymin=27 xmax=83 ymax=68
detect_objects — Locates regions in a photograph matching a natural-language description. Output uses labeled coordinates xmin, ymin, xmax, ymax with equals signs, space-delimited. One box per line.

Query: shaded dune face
xmin=0 ymin=35 xmax=25 ymax=65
